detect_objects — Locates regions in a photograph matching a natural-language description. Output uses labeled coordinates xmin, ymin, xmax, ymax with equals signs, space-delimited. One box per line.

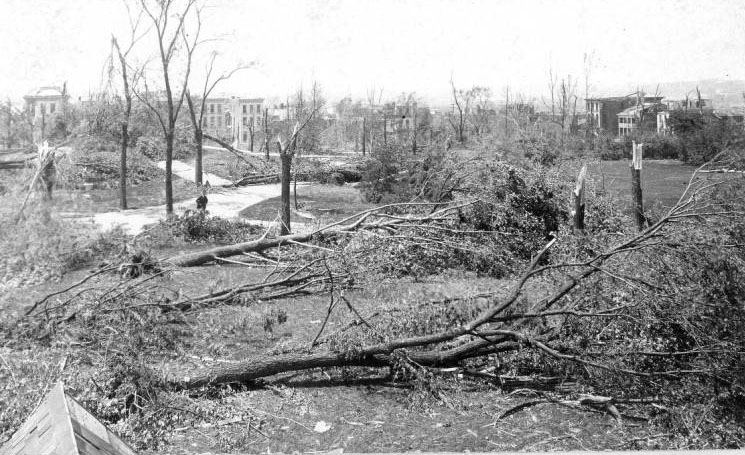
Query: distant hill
xmin=591 ymin=79 xmax=745 ymax=108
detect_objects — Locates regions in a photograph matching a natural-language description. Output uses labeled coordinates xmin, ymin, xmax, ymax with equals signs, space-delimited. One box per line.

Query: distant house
xmin=23 ymin=85 xmax=68 ymax=141
xmin=202 ymin=96 xmax=263 ymax=148
xmin=23 ymin=85 xmax=67 ymax=118
xmin=617 ymin=101 xmax=665 ymax=136
xmin=385 ymin=101 xmax=418 ymax=133
xmin=586 ymin=96 xmax=635 ymax=134
xmin=586 ymin=95 xmax=663 ymax=135
xmin=657 ymin=96 xmax=719 ymax=135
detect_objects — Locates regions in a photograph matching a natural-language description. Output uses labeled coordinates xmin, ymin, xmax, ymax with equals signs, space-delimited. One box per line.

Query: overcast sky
xmin=1 ymin=0 xmax=744 ymax=105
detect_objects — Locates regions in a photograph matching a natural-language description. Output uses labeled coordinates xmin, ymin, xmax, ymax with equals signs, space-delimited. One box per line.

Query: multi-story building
xmin=585 ymin=96 xmax=636 ymax=134
xmin=24 ymin=85 xmax=67 ymax=118
xmin=384 ymin=101 xmax=418 ymax=134
xmin=23 ymin=85 xmax=69 ymax=142
xmin=617 ymin=102 xmax=665 ymax=136
xmin=202 ymin=96 xmax=264 ymax=149
xmin=586 ymin=95 xmax=665 ymax=136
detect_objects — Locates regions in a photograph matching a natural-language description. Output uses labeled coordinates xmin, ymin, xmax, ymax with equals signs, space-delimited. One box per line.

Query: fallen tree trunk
xmin=173 ymin=338 xmax=518 ymax=389
xmin=166 ymin=232 xmax=315 ymax=267
xmin=233 ymin=173 xmax=279 ymax=186
xmin=164 ymin=201 xmax=473 ymax=267
xmin=203 ymin=133 xmax=256 ymax=168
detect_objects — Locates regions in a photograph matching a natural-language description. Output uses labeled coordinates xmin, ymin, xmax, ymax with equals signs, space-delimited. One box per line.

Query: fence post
xmin=630 ymin=141 xmax=645 ymax=231
xmin=572 ymin=164 xmax=587 ymax=232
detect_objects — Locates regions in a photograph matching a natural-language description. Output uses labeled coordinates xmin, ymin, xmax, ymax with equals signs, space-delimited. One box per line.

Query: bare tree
xmin=583 ymin=51 xmax=595 ymax=137
xmin=110 ymin=3 xmax=145 ymax=210
xmin=186 ymin=52 xmax=251 ymax=185
xmin=276 ymin=83 xmax=323 ymax=235
xmin=467 ymin=86 xmax=493 ymax=138
xmin=132 ymin=0 xmax=200 ymax=215
xmin=2 ymin=99 xmax=15 ymax=149
xmin=366 ymin=86 xmax=383 ymax=107
xmin=262 ymin=107 xmax=270 ymax=160
xmin=448 ymin=78 xmax=471 ymax=144
xmin=546 ymin=68 xmax=579 ymax=136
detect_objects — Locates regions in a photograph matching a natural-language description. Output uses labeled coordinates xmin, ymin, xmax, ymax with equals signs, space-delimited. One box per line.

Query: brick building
xmin=202 ymin=96 xmax=264 ymax=148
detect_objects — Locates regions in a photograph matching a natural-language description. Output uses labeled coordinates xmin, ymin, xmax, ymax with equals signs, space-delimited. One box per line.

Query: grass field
xmin=239 ymin=183 xmax=375 ymax=224
xmin=588 ymin=160 xmax=699 ymax=212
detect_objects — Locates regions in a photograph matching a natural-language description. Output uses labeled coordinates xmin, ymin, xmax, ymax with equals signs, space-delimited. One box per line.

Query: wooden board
xmin=0 ymin=382 xmax=137 ymax=455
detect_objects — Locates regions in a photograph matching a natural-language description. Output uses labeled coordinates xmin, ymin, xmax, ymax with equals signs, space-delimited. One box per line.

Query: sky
xmin=1 ymin=0 xmax=744 ymax=106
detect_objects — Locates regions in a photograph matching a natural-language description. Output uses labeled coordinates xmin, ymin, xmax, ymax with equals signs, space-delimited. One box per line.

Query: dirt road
xmin=87 ymin=160 xmax=303 ymax=234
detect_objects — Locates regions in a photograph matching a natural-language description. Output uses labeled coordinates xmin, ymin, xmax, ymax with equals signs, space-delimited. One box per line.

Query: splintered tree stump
xmin=572 ymin=164 xmax=587 ymax=232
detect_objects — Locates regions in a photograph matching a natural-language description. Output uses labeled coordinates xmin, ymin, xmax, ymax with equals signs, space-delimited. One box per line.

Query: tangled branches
xmin=165 ymin=153 xmax=745 ymax=392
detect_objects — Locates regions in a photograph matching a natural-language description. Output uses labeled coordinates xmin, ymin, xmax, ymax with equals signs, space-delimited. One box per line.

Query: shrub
xmin=348 ymin=161 xmax=576 ymax=279
xmin=360 ymin=145 xmax=462 ymax=204
xmin=144 ymin=210 xmax=263 ymax=245
xmin=0 ymin=204 xmax=129 ymax=290
xmin=60 ymin=136 xmax=163 ymax=188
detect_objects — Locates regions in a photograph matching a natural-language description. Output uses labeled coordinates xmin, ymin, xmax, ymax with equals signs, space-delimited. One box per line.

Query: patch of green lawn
xmin=239 ymin=183 xmax=374 ymax=223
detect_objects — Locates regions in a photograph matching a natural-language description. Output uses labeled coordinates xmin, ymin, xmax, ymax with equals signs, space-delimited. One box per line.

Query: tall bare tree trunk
xmin=165 ymin=133 xmax=174 ymax=214
xmin=264 ymin=108 xmax=270 ymax=161
xmin=412 ymin=107 xmax=417 ymax=154
xmin=383 ymin=117 xmax=387 ymax=146
xmin=293 ymin=165 xmax=299 ymax=210
xmin=361 ymin=117 xmax=366 ymax=156
xmin=120 ymin=124 xmax=128 ymax=209
xmin=185 ymin=94 xmax=203 ymax=186
xmin=194 ymin=129 xmax=203 ymax=185
xmin=280 ymin=152 xmax=292 ymax=235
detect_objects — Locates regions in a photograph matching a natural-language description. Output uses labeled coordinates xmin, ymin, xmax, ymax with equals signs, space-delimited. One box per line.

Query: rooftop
xmin=24 ymin=86 xmax=64 ymax=99
xmin=617 ymin=102 xmax=665 ymax=116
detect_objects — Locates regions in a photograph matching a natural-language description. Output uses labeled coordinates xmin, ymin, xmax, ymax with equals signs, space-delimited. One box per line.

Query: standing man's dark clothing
xmin=196 ymin=194 xmax=208 ymax=211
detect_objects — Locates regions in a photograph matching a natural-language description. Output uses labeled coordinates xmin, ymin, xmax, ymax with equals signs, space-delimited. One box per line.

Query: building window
xmin=209 ymin=104 xmax=215 ymax=114
xmin=40 ymin=103 xmax=45 ymax=114
xmin=242 ymin=105 xmax=247 ymax=114
xmin=50 ymin=103 xmax=56 ymax=114
xmin=242 ymin=131 xmax=248 ymax=142
xmin=217 ymin=116 xmax=222 ymax=128
xmin=217 ymin=104 xmax=223 ymax=114
xmin=243 ymin=116 xmax=248 ymax=126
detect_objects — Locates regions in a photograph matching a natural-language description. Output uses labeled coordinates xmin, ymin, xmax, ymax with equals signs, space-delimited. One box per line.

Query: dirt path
xmin=155 ymin=160 xmax=233 ymax=187
xmin=83 ymin=160 xmax=305 ymax=234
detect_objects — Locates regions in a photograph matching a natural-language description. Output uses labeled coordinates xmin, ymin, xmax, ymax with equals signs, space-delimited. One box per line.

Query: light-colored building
xmin=617 ymin=102 xmax=665 ymax=136
xmin=24 ymin=86 xmax=67 ymax=118
xmin=203 ymin=96 xmax=264 ymax=148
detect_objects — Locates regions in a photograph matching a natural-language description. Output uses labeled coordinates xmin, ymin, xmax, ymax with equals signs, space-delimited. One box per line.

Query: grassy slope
xmin=588 ymin=160 xmax=697 ymax=211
